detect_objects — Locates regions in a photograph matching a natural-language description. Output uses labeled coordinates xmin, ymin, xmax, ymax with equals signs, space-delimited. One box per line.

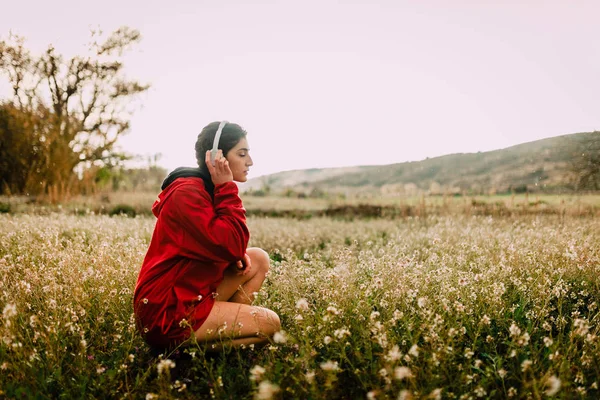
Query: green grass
xmin=1 ymin=212 xmax=599 ymax=399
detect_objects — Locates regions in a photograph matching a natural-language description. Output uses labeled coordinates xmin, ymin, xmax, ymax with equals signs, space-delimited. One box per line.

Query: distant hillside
xmin=242 ymin=131 xmax=599 ymax=195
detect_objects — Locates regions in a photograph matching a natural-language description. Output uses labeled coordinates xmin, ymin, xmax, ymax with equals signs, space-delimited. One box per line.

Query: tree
xmin=565 ymin=132 xmax=600 ymax=191
xmin=0 ymin=103 xmax=50 ymax=195
xmin=0 ymin=27 xmax=149 ymax=198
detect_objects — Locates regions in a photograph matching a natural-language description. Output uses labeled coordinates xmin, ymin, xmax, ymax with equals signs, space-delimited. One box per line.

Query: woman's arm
xmin=169 ymin=181 xmax=250 ymax=263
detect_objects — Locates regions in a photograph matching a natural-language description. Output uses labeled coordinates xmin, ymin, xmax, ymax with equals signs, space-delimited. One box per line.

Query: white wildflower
xmin=385 ymin=345 xmax=402 ymax=362
xmin=393 ymin=309 xmax=404 ymax=321
xmin=326 ymin=306 xmax=340 ymax=315
xmin=296 ymin=298 xmax=309 ymax=311
xmin=464 ymin=348 xmax=474 ymax=359
xmin=397 ymin=390 xmax=412 ymax=400
xmin=544 ymin=375 xmax=561 ymax=396
xmin=157 ymin=359 xmax=175 ymax=376
xmin=2 ymin=304 xmax=16 ymax=319
xmin=509 ymin=322 xmax=521 ymax=337
xmin=573 ymin=318 xmax=590 ymax=336
xmin=250 ymin=365 xmax=266 ymax=382
xmin=428 ymin=388 xmax=442 ymax=400
xmin=409 ymin=344 xmax=419 ymax=357
xmin=394 ymin=366 xmax=413 ymax=380
xmin=474 ymin=386 xmax=486 ymax=398
xmin=517 ymin=332 xmax=530 ymax=347
xmin=320 ymin=360 xmax=339 ymax=372
xmin=273 ymin=331 xmax=287 ymax=344
xmin=334 ymin=327 xmax=350 ymax=339
xmin=542 ymin=321 xmax=552 ymax=331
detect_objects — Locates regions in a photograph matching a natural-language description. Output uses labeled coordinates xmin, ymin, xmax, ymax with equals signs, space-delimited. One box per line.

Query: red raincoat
xmin=133 ymin=177 xmax=249 ymax=348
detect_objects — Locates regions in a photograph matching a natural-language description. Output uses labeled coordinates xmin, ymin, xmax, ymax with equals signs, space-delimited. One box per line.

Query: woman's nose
xmin=247 ymin=155 xmax=254 ymax=166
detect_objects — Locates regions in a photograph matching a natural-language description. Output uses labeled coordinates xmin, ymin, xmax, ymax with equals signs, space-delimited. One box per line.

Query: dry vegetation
xmin=0 ymin=196 xmax=599 ymax=399
xmin=2 ymin=192 xmax=599 ymax=219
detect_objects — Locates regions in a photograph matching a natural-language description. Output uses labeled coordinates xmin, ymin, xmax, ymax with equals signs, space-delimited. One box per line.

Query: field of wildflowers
xmin=1 ymin=210 xmax=599 ymax=399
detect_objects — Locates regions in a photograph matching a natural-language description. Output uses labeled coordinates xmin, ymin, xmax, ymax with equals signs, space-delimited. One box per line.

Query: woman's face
xmin=226 ymin=137 xmax=253 ymax=182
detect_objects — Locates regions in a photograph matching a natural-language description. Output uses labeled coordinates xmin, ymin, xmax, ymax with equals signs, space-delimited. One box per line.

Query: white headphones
xmin=210 ymin=121 xmax=228 ymax=166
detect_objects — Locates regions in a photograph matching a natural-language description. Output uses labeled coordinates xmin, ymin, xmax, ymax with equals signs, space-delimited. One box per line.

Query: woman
xmin=134 ymin=121 xmax=281 ymax=351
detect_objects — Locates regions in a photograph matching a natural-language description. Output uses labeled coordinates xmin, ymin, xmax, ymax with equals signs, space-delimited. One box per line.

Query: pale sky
xmin=1 ymin=0 xmax=599 ymax=178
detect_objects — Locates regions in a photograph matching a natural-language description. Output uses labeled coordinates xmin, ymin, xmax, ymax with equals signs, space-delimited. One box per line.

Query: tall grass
xmin=1 ymin=213 xmax=599 ymax=399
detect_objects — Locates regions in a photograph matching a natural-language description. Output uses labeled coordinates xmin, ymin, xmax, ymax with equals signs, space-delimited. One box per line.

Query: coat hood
xmin=152 ymin=167 xmax=214 ymax=217
xmin=161 ymin=167 xmax=210 ymax=190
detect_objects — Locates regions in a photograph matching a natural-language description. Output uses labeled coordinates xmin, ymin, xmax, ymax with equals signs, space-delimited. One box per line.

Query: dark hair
xmin=195 ymin=121 xmax=247 ymax=175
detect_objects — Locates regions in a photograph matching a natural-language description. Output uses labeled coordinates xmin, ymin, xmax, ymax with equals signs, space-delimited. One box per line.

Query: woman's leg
xmin=216 ymin=247 xmax=270 ymax=304
xmin=194 ymin=301 xmax=281 ymax=349
xmin=198 ymin=247 xmax=279 ymax=350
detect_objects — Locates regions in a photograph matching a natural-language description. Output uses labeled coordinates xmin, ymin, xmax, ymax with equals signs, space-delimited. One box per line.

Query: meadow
xmin=0 ymin=195 xmax=599 ymax=399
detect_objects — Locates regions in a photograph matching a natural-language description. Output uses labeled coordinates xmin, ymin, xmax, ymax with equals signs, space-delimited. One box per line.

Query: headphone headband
xmin=210 ymin=121 xmax=228 ymax=165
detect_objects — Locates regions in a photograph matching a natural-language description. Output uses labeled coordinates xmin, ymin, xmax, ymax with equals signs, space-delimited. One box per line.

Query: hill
xmin=242 ymin=131 xmax=599 ymax=195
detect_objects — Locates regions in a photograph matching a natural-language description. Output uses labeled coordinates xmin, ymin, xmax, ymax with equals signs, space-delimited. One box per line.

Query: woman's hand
xmin=235 ymin=253 xmax=252 ymax=276
xmin=205 ymin=149 xmax=233 ymax=186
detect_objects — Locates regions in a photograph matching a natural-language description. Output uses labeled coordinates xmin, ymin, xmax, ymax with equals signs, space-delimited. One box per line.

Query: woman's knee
xmin=263 ymin=308 xmax=281 ymax=335
xmin=252 ymin=306 xmax=280 ymax=336
xmin=247 ymin=247 xmax=270 ymax=275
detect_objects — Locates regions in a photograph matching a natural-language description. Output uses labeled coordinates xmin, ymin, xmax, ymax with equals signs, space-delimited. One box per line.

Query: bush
xmin=513 ymin=184 xmax=528 ymax=194
xmin=109 ymin=204 xmax=137 ymax=218
xmin=0 ymin=202 xmax=10 ymax=213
